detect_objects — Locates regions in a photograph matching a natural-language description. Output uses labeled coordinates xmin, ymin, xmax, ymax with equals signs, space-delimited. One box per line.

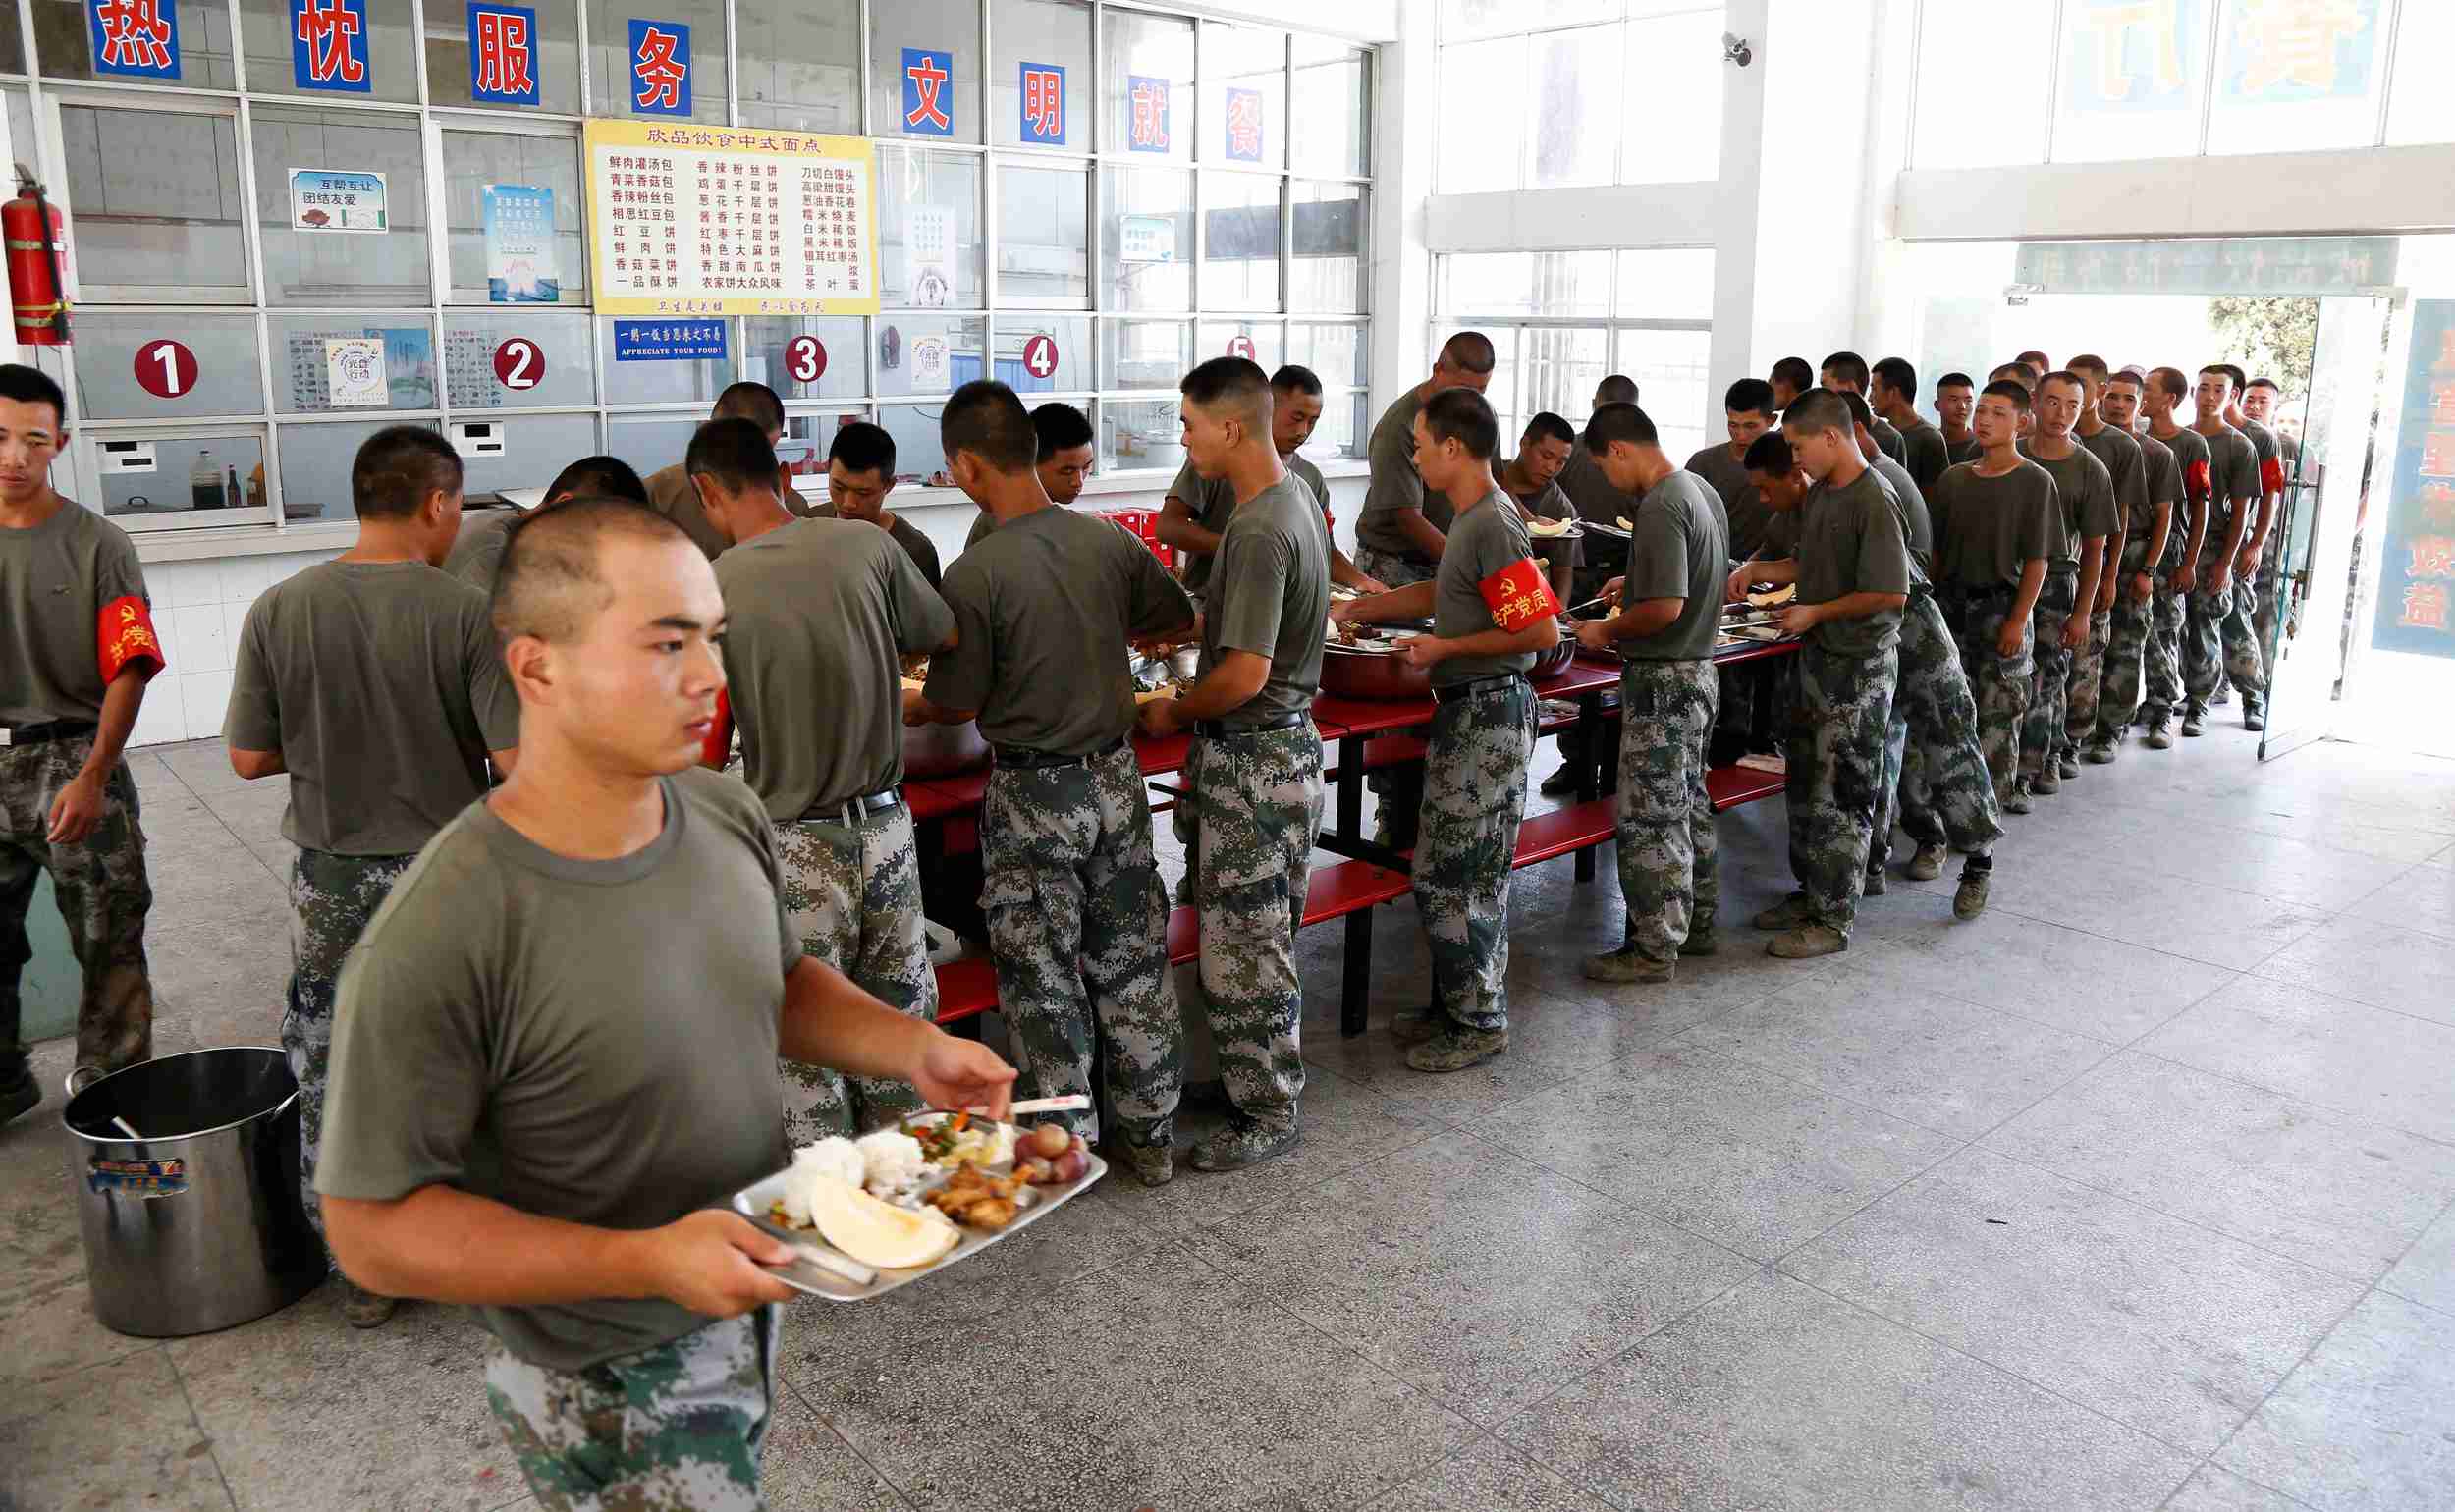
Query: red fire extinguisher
xmin=6 ymin=163 xmax=70 ymax=346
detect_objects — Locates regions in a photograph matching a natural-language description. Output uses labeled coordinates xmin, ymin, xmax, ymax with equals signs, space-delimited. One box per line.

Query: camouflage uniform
xmin=980 ymin=741 xmax=1179 ymax=1147
xmin=2089 ymin=543 xmax=2155 ymax=749
xmin=1346 ymin=546 xmax=1435 ymax=846
xmin=2020 ymin=567 xmax=2079 ymax=781
xmin=1613 ymin=659 xmax=1718 ymax=967
xmin=1785 ymin=642 xmax=1898 ymax=940
xmin=1877 ymin=589 xmax=2002 ymax=859
xmin=1189 ymin=726 xmax=1324 ymax=1127
xmin=285 ymin=848 xmax=415 ymax=1241
xmin=1349 ymin=544 xmax=1436 ymax=590
xmin=485 ymin=1306 xmax=780 ymax=1512
xmin=1417 ymin=680 xmax=1535 ymax=1031
xmin=2223 ymin=565 xmax=2268 ymax=718
xmin=0 ymin=736 xmax=154 ymax=1077
xmin=1942 ymin=589 xmax=2033 ymax=800
xmin=2145 ymin=578 xmax=2187 ymax=728
xmin=2061 ymin=603 xmax=2113 ymax=762
xmin=2251 ymin=527 xmax=2287 ymax=668
xmin=774 ymin=806 xmax=938 ymax=1146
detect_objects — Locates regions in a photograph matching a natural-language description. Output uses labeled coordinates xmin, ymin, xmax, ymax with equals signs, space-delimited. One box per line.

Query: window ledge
xmin=132 ymin=519 xmax=360 ymax=565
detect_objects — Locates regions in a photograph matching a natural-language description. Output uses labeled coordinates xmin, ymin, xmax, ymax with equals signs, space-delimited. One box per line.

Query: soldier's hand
xmin=1328 ymin=598 xmax=1364 ymax=626
xmin=1399 ymin=634 xmax=1446 ymax=669
xmin=2130 ymin=571 xmax=2154 ymax=606
xmin=1355 ymin=575 xmax=1390 ymax=595
xmin=1724 ymin=567 xmax=1753 ymax=605
xmin=46 ymin=773 xmax=107 ymax=845
xmin=2236 ymin=544 xmax=2260 ymax=579
xmin=1777 ymin=603 xmax=1820 ymax=636
xmin=2060 ymin=613 xmax=2089 ymax=651
xmin=1995 ymin=620 xmax=2026 ymax=659
xmin=2204 ymin=562 xmax=2232 ymax=597
xmin=1574 ymin=619 xmax=1616 ymax=655
xmin=1137 ymin=697 xmax=1187 ymax=738
xmin=914 ymin=1033 xmax=1016 ymax=1121
xmin=634 ymin=1212 xmax=797 ymax=1319
xmin=2171 ymin=560 xmax=2196 ymax=594
xmin=1600 ymin=575 xmax=1625 ymax=608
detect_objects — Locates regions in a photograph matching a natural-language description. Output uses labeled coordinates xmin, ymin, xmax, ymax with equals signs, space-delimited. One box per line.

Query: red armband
xmin=2184 ymin=459 xmax=2210 ymax=502
xmin=96 ymin=596 xmax=166 ymax=682
xmin=1478 ymin=557 xmax=1562 ymax=632
xmin=700 ymin=688 xmax=734 ymax=768
xmin=2260 ymin=456 xmax=2286 ymax=495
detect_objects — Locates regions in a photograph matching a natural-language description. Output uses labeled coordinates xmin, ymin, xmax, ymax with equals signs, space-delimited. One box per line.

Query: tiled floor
xmin=6 ymin=725 xmax=2455 ymax=1511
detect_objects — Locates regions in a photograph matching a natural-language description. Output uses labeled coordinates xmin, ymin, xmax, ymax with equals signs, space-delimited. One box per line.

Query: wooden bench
xmin=1706 ymin=765 xmax=1786 ymax=813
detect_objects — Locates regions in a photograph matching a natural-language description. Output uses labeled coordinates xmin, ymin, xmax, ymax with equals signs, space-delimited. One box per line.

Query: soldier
xmin=1769 ymin=356 xmax=1814 ymax=411
xmin=0 ymin=364 xmax=163 ymax=1127
xmin=2240 ymin=375 xmax=2293 ymax=680
xmin=1737 ymin=391 xmax=1911 ymax=959
xmin=2084 ymin=368 xmax=2177 ymax=762
xmin=1140 ymin=358 xmax=1329 ymax=1166
xmin=444 ymin=455 xmax=645 ymax=594
xmin=1335 ymin=389 xmax=1556 ymax=1063
xmin=798 ymin=421 xmax=943 ymax=591
xmin=1924 ymin=381 xmax=2057 ymax=807
xmin=913 ymin=381 xmax=1192 ymax=1185
xmin=2016 ymin=350 xmax=2053 ymax=379
xmin=1683 ymin=378 xmax=1776 ymax=562
xmin=1351 ymin=331 xmax=1497 ymax=588
xmin=2222 ymin=365 xmax=2283 ymax=730
xmin=967 ymin=402 xmax=1096 ymax=552
xmin=1571 ymin=403 xmax=1727 ymax=985
xmin=2178 ymin=366 xmax=2264 ymax=738
xmin=2060 ymin=355 xmax=2147 ymax=777
xmin=316 ymin=498 xmax=1015 ymax=1511
xmin=691 ymin=417 xmax=957 ymax=1147
xmin=1558 ymin=375 xmax=1642 ymax=602
xmin=1159 ymin=364 xmax=1382 ymax=598
xmin=2142 ymin=366 xmax=2208 ymax=749
xmin=1499 ymin=412 xmax=1582 ymax=605
xmin=1936 ymin=372 xmax=1981 ymax=464
xmin=642 ymin=381 xmax=788 ymax=559
xmin=224 ymin=425 xmax=518 ymax=1329
xmin=1873 ymin=357 xmax=1953 ymax=494
xmin=2012 ymin=372 xmax=2115 ymax=811
xmin=1822 ymin=351 xmax=1908 ymax=465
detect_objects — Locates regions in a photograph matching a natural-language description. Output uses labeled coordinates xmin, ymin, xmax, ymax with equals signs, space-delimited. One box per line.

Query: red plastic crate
xmin=1092 ymin=508 xmax=1172 ymax=565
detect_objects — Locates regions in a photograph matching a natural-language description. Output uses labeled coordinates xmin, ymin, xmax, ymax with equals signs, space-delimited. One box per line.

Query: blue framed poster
xmin=483 ymin=185 xmax=558 ymax=302
xmin=2372 ymin=298 xmax=2455 ymax=661
xmin=627 ymin=18 xmax=691 ymax=117
xmin=290 ymin=0 xmax=371 ymax=93
xmin=87 ymin=0 xmax=182 ymax=81
xmin=1125 ymin=74 xmax=1172 ymax=153
xmin=467 ymin=2 xmax=540 ymax=107
xmin=613 ymin=319 xmax=728 ymax=362
xmin=901 ymin=47 xmax=955 ymax=136
xmin=1224 ymin=85 xmax=1265 ymax=162
xmin=1018 ymin=62 xmax=1065 ymax=146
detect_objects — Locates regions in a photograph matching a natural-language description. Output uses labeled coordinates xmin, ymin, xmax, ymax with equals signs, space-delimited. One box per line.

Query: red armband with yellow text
xmin=2260 ymin=456 xmax=2286 ymax=496
xmin=97 ymin=596 xmax=166 ymax=682
xmin=1478 ymin=557 xmax=1562 ymax=632
xmin=2184 ymin=459 xmax=2210 ymax=502
xmin=701 ymin=688 xmax=734 ymax=768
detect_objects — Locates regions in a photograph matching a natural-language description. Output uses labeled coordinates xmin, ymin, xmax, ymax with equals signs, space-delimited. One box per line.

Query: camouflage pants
xmin=2183 ymin=568 xmax=2264 ymax=714
xmin=1944 ymin=592 xmax=2033 ymax=802
xmin=1349 ymin=546 xmax=1437 ymax=847
xmin=2091 ymin=569 xmax=2155 ymax=747
xmin=2144 ymin=582 xmax=2186 ymax=726
xmin=2021 ymin=568 xmax=2080 ymax=780
xmin=2061 ymin=607 xmax=2112 ymax=760
xmin=1350 ymin=543 xmax=1437 ymax=589
xmin=1784 ymin=642 xmax=1898 ymax=940
xmin=775 ymin=807 xmax=939 ymax=1147
xmin=1613 ymin=659 xmax=1718 ymax=968
xmin=1189 ymin=725 xmax=1324 ymax=1127
xmin=485 ymin=1307 xmax=779 ymax=1512
xmin=1879 ymin=590 xmax=2001 ymax=859
xmin=2225 ymin=557 xmax=2269 ymax=714
xmin=2250 ymin=528 xmax=2286 ymax=670
xmin=981 ymin=742 xmax=1180 ymax=1146
xmin=0 ymin=737 xmax=154 ymax=1076
xmin=285 ymin=848 xmax=414 ymax=1245
xmin=1418 ymin=680 xmax=1534 ymax=1032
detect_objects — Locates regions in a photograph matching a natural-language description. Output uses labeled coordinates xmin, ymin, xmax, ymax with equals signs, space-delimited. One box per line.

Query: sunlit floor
xmin=6 ymin=724 xmax=2455 ymax=1511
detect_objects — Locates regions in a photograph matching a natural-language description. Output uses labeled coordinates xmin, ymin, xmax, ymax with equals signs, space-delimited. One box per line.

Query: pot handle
xmin=65 ymin=1064 xmax=105 ymax=1098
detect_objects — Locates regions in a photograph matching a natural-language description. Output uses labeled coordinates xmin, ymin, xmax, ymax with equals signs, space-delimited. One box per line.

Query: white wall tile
xmin=168 ymin=604 xmax=230 ymax=673
xmin=146 ymin=560 xmax=222 ymax=609
xmin=179 ymin=672 xmax=235 ymax=737
xmin=130 ymin=681 xmax=188 ymax=747
xmin=219 ymin=599 xmax=255 ymax=656
xmin=215 ymin=557 xmax=274 ymax=604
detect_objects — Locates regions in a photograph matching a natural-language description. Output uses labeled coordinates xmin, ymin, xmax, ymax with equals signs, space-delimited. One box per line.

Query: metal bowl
xmin=1321 ymin=641 xmax=1433 ymax=699
xmin=1529 ymin=639 xmax=1575 ymax=681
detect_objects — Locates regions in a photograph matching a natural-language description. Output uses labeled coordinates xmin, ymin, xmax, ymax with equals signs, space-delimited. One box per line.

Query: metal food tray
xmin=732 ymin=1118 xmax=1107 ymax=1302
xmin=1582 ymin=519 xmax=1632 ymax=540
xmin=1525 ymin=523 xmax=1584 ymax=542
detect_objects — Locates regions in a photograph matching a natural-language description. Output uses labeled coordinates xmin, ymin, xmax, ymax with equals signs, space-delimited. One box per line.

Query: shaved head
xmin=493 ymin=497 xmax=691 ymax=646
xmin=1437 ymin=331 xmax=1496 ymax=375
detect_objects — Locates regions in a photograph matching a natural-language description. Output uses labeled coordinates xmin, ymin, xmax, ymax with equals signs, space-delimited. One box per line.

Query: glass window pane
xmin=1100 ymin=165 xmax=1192 ymax=312
xmin=1201 ymin=172 xmax=1282 ymax=311
xmin=1621 ymin=12 xmax=1721 ymax=184
xmin=741 ymin=315 xmax=867 ymax=400
xmin=425 ymin=0 xmax=581 ymax=113
xmin=1305 ymin=387 xmax=1366 ymax=464
xmin=31 ymin=1 xmax=237 ymax=87
xmin=1438 ymin=39 xmax=1523 ymax=191
xmin=1102 ymin=396 xmax=1184 ymax=474
xmin=1440 ymin=253 xmax=1532 ymax=316
xmin=779 ymin=409 xmax=868 ymax=491
xmin=599 ymin=316 xmax=732 ymax=405
xmin=877 ymin=147 xmax=984 ymax=309
xmin=1103 ymin=317 xmax=1188 ymax=389
xmin=270 ymin=316 xmax=438 ymax=413
xmin=997 ymin=313 xmax=1092 ymax=392
xmin=460 ymin=412 xmax=601 ymax=497
xmin=872 ymin=0 xmax=984 ymax=146
xmin=442 ymin=132 xmax=586 ymax=305
xmin=1202 ymin=23 xmax=1285 ymax=169
xmin=1291 ymin=35 xmax=1369 ymax=177
xmin=996 ymin=160 xmax=1089 ymax=308
xmin=875 ymin=402 xmax=965 ymax=482
xmin=1531 ymin=25 xmax=1617 ymax=189
xmin=59 ymin=105 xmax=247 ymax=297
xmin=1440 ymin=0 xmax=1618 ymax=42
xmin=279 ymin=419 xmax=425 ymax=521
xmin=2050 ymin=0 xmax=2209 ymax=163
xmin=993 ymin=0 xmax=1092 ymax=150
xmin=1516 ymin=327 xmax=1610 ymax=429
xmin=586 ymin=0 xmax=728 ymax=123
xmin=5 ymin=91 xmax=31 ymax=177
xmin=1106 ymin=9 xmax=1192 ymax=162
xmin=251 ymin=106 xmax=429 ymax=306
xmin=238 ymin=0 xmax=416 ymax=101
xmin=77 ymin=314 xmax=264 ymax=419
xmin=102 ymin=432 xmax=267 ymax=524
xmin=1615 ymin=327 xmax=1712 ymax=459
xmin=1913 ymin=1 xmax=2051 ymax=167
xmin=606 ymin=410 xmax=700 ymax=480
xmin=1288 ymin=321 xmax=1366 ymax=389
xmin=1197 ymin=320 xmax=1282 ymax=371
xmin=876 ymin=313 xmax=983 ymax=398
xmin=1530 ymin=250 xmax=1614 ymax=317
xmin=1616 ymin=247 xmax=1714 ymax=318
xmin=443 ymin=310 xmax=596 ymax=408
xmin=2387 ymin=0 xmax=2455 ymax=144
xmin=0 ymin=5 xmax=22 ymax=70
xmin=1290 ymin=180 xmax=1365 ymax=314
xmin=737 ymin=0 xmax=859 ymax=133
xmin=1468 ymin=326 xmax=1519 ymax=433
xmin=2205 ymin=0 xmax=2389 ymax=154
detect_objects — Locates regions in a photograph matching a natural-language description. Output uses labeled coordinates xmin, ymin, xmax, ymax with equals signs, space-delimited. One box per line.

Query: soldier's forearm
xmin=80 ymin=669 xmax=151 ymax=785
xmin=2143 ymin=502 xmax=2173 ymax=572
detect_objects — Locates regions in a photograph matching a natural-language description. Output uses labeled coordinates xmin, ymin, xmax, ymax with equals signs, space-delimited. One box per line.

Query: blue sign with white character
xmin=613 ymin=319 xmax=728 ymax=362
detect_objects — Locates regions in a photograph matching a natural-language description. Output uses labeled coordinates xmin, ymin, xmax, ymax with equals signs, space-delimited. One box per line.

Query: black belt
xmin=1193 ymin=712 xmax=1306 ymax=740
xmin=797 ymin=787 xmax=902 ymax=826
xmin=1433 ymin=673 xmax=1522 ymax=705
xmin=0 ymin=719 xmax=96 ymax=746
xmin=1953 ymin=583 xmax=2017 ymax=603
xmin=992 ymin=734 xmax=1127 ymax=770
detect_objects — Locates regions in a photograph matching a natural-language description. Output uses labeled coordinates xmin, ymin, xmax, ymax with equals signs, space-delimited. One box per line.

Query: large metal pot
xmin=1321 ymin=641 xmax=1433 ymax=699
xmin=904 ymin=718 xmax=990 ymax=778
xmin=1529 ymin=639 xmax=1575 ymax=681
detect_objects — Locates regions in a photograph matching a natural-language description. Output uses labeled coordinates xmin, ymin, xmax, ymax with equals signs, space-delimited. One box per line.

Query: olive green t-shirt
xmin=797 ymin=502 xmax=944 ymax=593
xmin=1616 ymin=470 xmax=1727 ymax=662
xmin=313 ymin=768 xmax=802 ymax=1373
xmin=644 ymin=462 xmax=732 ymax=562
xmin=2198 ymin=423 xmax=2263 ymax=539
xmin=2077 ymin=423 xmax=2152 ymax=538
xmin=1500 ymin=468 xmax=1582 ymax=588
xmin=1556 ymin=442 xmax=1633 ymax=528
xmin=2134 ymin=429 xmax=2181 ymax=567
xmin=443 ymin=510 xmax=520 ymax=594
xmin=2153 ymin=424 xmax=2210 ymax=567
xmin=1432 ymin=491 xmax=1541 ymax=688
xmin=1355 ymin=387 xmax=1441 ymax=561
xmin=1898 ymin=417 xmax=1952 ymax=491
xmin=1794 ymin=468 xmax=1911 ymax=658
xmin=927 ymin=506 xmax=1194 ymax=755
xmin=1946 ymin=434 xmax=1982 ymax=465
xmin=963 ymin=507 xmax=997 ymax=552
xmin=1867 ymin=454 xmax=1934 ymax=580
xmin=0 ymin=498 xmax=155 ymax=727
xmin=1171 ymin=453 xmax=1336 ymax=597
xmin=1929 ymin=459 xmax=2063 ymax=592
xmin=1203 ymin=475 xmax=1331 ymax=729
xmin=2019 ymin=441 xmax=2118 ymax=570
xmin=714 ymin=518 xmax=954 ymax=820
xmin=224 ymin=562 xmax=518 ymax=856
xmin=1684 ymin=442 xmax=1763 ymax=562
xmin=1869 ymin=415 xmax=1908 ymax=467
xmin=1285 ymin=451 xmax=1327 ymax=510
xmin=2239 ymin=416 xmax=2280 ymax=481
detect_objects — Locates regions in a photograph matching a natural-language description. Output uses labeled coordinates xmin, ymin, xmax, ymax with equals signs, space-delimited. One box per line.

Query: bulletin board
xmin=581 ymin=120 xmax=879 ymax=318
